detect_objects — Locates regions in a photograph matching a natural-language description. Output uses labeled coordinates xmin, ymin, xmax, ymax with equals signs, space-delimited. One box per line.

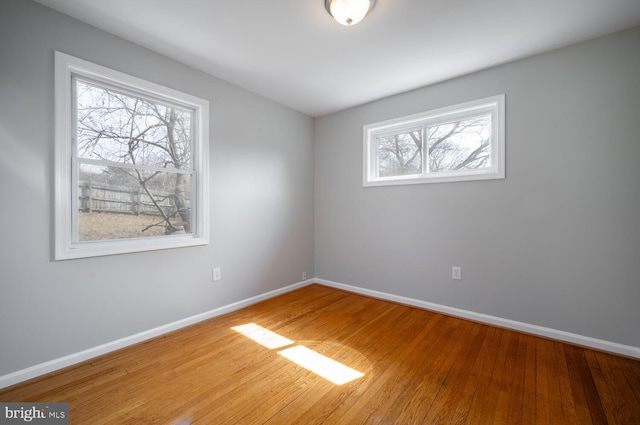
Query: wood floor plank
xmin=612 ymin=354 xmax=640 ymax=407
xmin=535 ymin=337 xmax=556 ymax=425
xmin=489 ymin=329 xmax=520 ymax=424
xmin=552 ymin=342 xmax=579 ymax=424
xmin=393 ymin=318 xmax=487 ymax=424
xmin=318 ymin=313 xmax=447 ymax=424
xmin=458 ymin=325 xmax=504 ymax=424
xmin=1 ymin=284 xmax=639 ymax=424
xmin=564 ymin=344 xmax=600 ymax=425
xmin=589 ymin=350 xmax=640 ymax=425
xmin=420 ymin=321 xmax=487 ymax=424
xmin=505 ymin=332 xmax=530 ymax=424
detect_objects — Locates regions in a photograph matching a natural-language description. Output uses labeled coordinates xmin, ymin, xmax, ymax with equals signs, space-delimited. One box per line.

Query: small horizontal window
xmin=363 ymin=95 xmax=505 ymax=186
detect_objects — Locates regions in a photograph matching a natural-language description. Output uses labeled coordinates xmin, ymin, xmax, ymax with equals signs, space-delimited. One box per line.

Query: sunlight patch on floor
xmin=278 ymin=345 xmax=365 ymax=385
xmin=231 ymin=323 xmax=294 ymax=349
xmin=231 ymin=323 xmax=365 ymax=385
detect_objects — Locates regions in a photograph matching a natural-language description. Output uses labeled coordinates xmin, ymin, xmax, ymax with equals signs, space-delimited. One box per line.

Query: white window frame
xmin=54 ymin=52 xmax=210 ymax=260
xmin=363 ymin=95 xmax=505 ymax=187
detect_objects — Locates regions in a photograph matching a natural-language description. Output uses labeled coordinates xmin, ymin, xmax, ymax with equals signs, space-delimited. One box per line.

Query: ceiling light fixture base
xmin=325 ymin=0 xmax=376 ymax=26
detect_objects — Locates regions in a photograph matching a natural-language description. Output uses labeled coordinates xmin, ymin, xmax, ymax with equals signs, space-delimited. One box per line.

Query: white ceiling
xmin=34 ymin=0 xmax=640 ymax=117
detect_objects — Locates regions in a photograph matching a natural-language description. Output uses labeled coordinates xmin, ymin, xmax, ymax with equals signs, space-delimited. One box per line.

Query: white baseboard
xmin=3 ymin=277 xmax=637 ymax=390
xmin=0 ymin=279 xmax=313 ymax=390
xmin=316 ymin=278 xmax=640 ymax=359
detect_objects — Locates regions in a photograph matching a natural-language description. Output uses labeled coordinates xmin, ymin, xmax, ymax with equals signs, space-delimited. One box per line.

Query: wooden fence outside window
xmin=78 ymin=182 xmax=176 ymax=216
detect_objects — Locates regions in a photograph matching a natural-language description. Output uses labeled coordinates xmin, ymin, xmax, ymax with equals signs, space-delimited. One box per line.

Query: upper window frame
xmin=54 ymin=51 xmax=210 ymax=260
xmin=363 ymin=95 xmax=505 ymax=187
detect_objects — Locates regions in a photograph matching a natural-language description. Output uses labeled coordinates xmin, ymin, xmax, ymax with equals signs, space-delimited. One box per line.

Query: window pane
xmin=376 ymin=129 xmax=422 ymax=177
xmin=76 ymin=79 xmax=193 ymax=170
xmin=78 ymin=164 xmax=192 ymax=241
xmin=427 ymin=114 xmax=491 ymax=173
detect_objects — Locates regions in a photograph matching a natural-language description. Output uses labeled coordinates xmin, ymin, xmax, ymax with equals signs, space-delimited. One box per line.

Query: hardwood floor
xmin=1 ymin=284 xmax=639 ymax=424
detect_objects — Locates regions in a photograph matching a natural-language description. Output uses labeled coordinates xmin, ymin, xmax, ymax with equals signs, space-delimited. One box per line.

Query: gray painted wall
xmin=1 ymin=0 xmax=638 ymax=381
xmin=0 ymin=0 xmax=314 ymax=376
xmin=315 ymin=27 xmax=640 ymax=348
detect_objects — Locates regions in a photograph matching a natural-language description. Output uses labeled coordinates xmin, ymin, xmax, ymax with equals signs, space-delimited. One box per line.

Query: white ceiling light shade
xmin=325 ymin=0 xmax=376 ymax=26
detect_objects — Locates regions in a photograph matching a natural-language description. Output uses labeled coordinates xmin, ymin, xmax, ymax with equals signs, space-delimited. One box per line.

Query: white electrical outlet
xmin=213 ymin=267 xmax=222 ymax=282
xmin=302 ymin=271 xmax=307 ymax=280
xmin=452 ymin=266 xmax=462 ymax=280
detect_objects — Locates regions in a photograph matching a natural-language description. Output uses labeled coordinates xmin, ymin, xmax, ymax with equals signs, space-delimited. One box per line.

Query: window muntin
xmin=55 ymin=52 xmax=209 ymax=259
xmin=364 ymin=95 xmax=504 ymax=186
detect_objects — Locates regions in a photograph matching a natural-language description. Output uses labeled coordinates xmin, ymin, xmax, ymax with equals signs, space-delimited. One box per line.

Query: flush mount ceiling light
xmin=325 ymin=0 xmax=376 ymax=26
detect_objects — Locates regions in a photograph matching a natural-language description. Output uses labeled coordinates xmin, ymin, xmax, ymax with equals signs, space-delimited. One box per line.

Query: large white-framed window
xmin=55 ymin=52 xmax=209 ymax=260
xmin=363 ymin=95 xmax=505 ymax=187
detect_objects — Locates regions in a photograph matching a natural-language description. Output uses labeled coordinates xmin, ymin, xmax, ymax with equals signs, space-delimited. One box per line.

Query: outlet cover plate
xmin=213 ymin=267 xmax=222 ymax=282
xmin=452 ymin=266 xmax=462 ymax=280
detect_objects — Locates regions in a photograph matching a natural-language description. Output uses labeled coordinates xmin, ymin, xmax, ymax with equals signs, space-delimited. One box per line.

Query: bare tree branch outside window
xmin=376 ymin=129 xmax=422 ymax=177
xmin=75 ymin=79 xmax=194 ymax=240
xmin=427 ymin=114 xmax=491 ymax=173
xmin=374 ymin=114 xmax=491 ymax=178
